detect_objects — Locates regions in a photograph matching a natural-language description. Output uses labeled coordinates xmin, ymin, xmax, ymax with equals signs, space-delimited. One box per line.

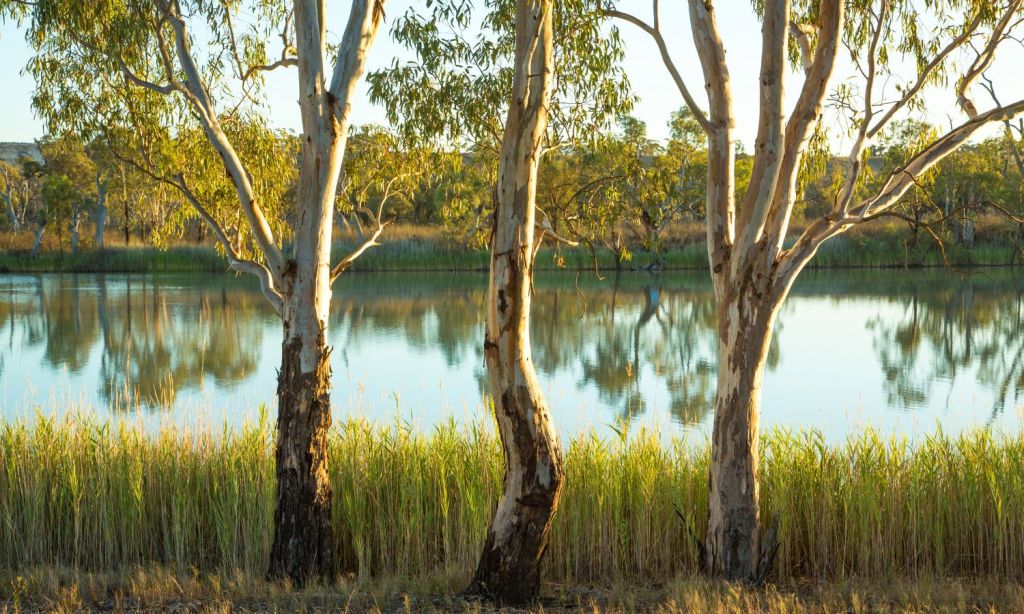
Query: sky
xmin=1 ymin=2 xmax=1021 ymax=149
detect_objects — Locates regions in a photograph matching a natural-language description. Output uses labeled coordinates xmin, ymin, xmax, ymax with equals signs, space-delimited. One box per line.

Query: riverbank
xmin=4 ymin=567 xmax=1022 ymax=612
xmin=1 ymin=223 xmax=1021 ymax=273
xmin=3 ymin=414 xmax=1024 ymax=588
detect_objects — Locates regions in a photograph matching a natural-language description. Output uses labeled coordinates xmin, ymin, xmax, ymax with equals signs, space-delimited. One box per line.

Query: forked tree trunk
xmin=468 ymin=0 xmax=562 ymax=605
xmin=268 ymin=288 xmax=335 ymax=583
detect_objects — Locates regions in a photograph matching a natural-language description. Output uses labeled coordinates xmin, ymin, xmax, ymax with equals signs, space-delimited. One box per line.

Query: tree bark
xmin=267 ymin=290 xmax=335 ymax=583
xmin=94 ymin=176 xmax=108 ymax=249
xmin=705 ymin=283 xmax=779 ymax=580
xmin=468 ymin=0 xmax=562 ymax=605
xmin=263 ymin=0 xmax=384 ymax=586
xmin=69 ymin=207 xmax=81 ymax=256
xmin=2 ymin=191 xmax=17 ymax=232
xmin=31 ymin=223 xmax=45 ymax=256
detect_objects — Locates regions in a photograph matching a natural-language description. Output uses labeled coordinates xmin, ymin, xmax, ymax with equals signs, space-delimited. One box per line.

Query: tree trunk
xmin=468 ymin=0 xmax=561 ymax=605
xmin=31 ymin=224 xmax=45 ymax=256
xmin=123 ymin=195 xmax=130 ymax=247
xmin=2 ymin=192 xmax=17 ymax=232
xmin=262 ymin=0 xmax=382 ymax=586
xmin=94 ymin=178 xmax=108 ymax=249
xmin=69 ymin=207 xmax=81 ymax=256
xmin=705 ymin=286 xmax=779 ymax=581
xmin=267 ymin=293 xmax=335 ymax=583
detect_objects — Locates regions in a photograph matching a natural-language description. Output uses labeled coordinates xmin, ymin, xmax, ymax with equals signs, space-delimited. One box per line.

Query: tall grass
xmin=0 ymin=247 xmax=228 ymax=273
xmin=2 ymin=413 xmax=1024 ymax=584
xmin=2 ymin=228 xmax=1020 ymax=273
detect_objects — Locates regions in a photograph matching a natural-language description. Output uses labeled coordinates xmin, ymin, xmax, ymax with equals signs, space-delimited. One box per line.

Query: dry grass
xmin=2 ymin=567 xmax=1023 ymax=612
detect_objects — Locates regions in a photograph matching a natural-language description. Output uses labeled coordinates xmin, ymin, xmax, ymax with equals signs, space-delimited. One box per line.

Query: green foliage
xmin=370 ymin=0 xmax=632 ymax=148
xmin=40 ymin=173 xmax=77 ymax=229
xmin=341 ymin=125 xmax=460 ymax=230
xmin=368 ymin=0 xmax=635 ymax=242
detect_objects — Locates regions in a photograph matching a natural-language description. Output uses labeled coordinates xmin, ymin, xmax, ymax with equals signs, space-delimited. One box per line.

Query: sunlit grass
xmin=3 ymin=411 xmax=1024 ymax=587
xmin=2 ymin=220 xmax=1020 ymax=273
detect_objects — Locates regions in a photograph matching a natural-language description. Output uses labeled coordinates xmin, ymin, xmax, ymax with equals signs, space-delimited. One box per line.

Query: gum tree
xmin=10 ymin=0 xmax=387 ymax=583
xmin=370 ymin=0 xmax=629 ymax=602
xmin=604 ymin=0 xmax=1024 ymax=580
xmin=0 ymin=161 xmax=25 ymax=232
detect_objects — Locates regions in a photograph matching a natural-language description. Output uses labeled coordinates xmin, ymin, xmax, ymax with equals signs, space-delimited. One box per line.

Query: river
xmin=1 ymin=269 xmax=1022 ymax=440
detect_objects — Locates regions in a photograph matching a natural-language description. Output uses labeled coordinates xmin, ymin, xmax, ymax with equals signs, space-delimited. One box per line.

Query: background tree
xmin=85 ymin=139 xmax=117 ymax=249
xmin=40 ymin=173 xmax=78 ymax=255
xmin=605 ymin=0 xmax=1024 ymax=581
xmin=337 ymin=124 xmax=456 ymax=246
xmin=38 ymin=135 xmax=96 ymax=255
xmin=12 ymin=0 xmax=389 ymax=583
xmin=17 ymin=158 xmax=47 ymax=256
xmin=0 ymin=161 xmax=23 ymax=232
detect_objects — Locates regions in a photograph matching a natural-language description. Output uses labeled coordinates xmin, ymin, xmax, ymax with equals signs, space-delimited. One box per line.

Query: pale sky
xmin=1 ymin=2 xmax=1020 ymax=149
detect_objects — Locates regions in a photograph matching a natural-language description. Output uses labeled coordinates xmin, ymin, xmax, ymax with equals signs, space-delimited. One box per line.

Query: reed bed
xmin=2 ymin=230 xmax=1019 ymax=273
xmin=2 ymin=413 xmax=1024 ymax=585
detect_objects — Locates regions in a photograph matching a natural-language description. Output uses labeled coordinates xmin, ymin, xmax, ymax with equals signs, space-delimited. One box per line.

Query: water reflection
xmin=866 ymin=277 xmax=1024 ymax=422
xmin=4 ymin=274 xmax=267 ymax=408
xmin=0 ymin=270 xmax=1021 ymax=438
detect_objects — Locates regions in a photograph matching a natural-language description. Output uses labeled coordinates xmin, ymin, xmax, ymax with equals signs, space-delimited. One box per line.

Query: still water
xmin=1 ymin=270 xmax=1022 ymax=440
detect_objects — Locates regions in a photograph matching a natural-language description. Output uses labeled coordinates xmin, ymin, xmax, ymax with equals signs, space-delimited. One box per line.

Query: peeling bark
xmin=705 ymin=284 xmax=779 ymax=580
xmin=467 ymin=0 xmax=562 ymax=605
xmin=267 ymin=314 xmax=334 ymax=583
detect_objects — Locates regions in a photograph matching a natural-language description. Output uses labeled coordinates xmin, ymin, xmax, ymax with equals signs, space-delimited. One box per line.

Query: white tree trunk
xmin=705 ymin=284 xmax=781 ymax=580
xmin=468 ymin=0 xmax=562 ymax=605
xmin=265 ymin=0 xmax=384 ymax=585
xmin=2 ymin=191 xmax=17 ymax=232
xmin=31 ymin=223 xmax=45 ymax=256
xmin=69 ymin=207 xmax=81 ymax=256
xmin=94 ymin=177 xmax=108 ymax=249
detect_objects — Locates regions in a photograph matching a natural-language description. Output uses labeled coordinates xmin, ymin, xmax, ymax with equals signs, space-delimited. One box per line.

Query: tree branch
xmin=107 ymin=142 xmax=284 ymax=314
xmin=957 ymin=0 xmax=1023 ymax=118
xmin=778 ymin=99 xmax=1024 ymax=291
xmin=763 ymin=0 xmax=843 ymax=262
xmin=600 ymin=1 xmax=712 ymax=133
xmin=688 ymin=0 xmax=736 ymax=284
xmin=163 ymin=0 xmax=286 ymax=283
xmin=733 ymin=0 xmax=790 ymax=272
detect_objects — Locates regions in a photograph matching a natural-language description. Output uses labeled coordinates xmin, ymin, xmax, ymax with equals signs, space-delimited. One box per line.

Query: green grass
xmin=0 ymin=247 xmax=228 ymax=274
xmin=3 ymin=412 xmax=1024 ymax=588
xmin=2 ymin=226 xmax=1022 ymax=273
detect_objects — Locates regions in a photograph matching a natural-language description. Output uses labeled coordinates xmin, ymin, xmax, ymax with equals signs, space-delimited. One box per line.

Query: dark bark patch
xmin=267 ymin=329 xmax=336 ymax=586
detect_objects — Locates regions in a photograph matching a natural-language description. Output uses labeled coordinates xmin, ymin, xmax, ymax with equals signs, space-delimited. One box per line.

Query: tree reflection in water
xmin=866 ymin=273 xmax=1024 ymax=422
xmin=3 ymin=274 xmax=264 ymax=409
xmin=0 ymin=270 xmax=1020 ymax=430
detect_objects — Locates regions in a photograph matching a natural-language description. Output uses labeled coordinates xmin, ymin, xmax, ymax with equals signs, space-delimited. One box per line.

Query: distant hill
xmin=0 ymin=142 xmax=43 ymax=165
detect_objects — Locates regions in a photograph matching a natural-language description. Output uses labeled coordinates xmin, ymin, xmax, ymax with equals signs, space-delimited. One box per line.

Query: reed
xmin=2 ymin=413 xmax=1024 ymax=585
xmin=2 ymin=227 xmax=1020 ymax=273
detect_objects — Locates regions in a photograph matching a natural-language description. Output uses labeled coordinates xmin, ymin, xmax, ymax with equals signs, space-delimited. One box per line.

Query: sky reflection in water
xmin=0 ymin=270 xmax=1022 ymax=441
